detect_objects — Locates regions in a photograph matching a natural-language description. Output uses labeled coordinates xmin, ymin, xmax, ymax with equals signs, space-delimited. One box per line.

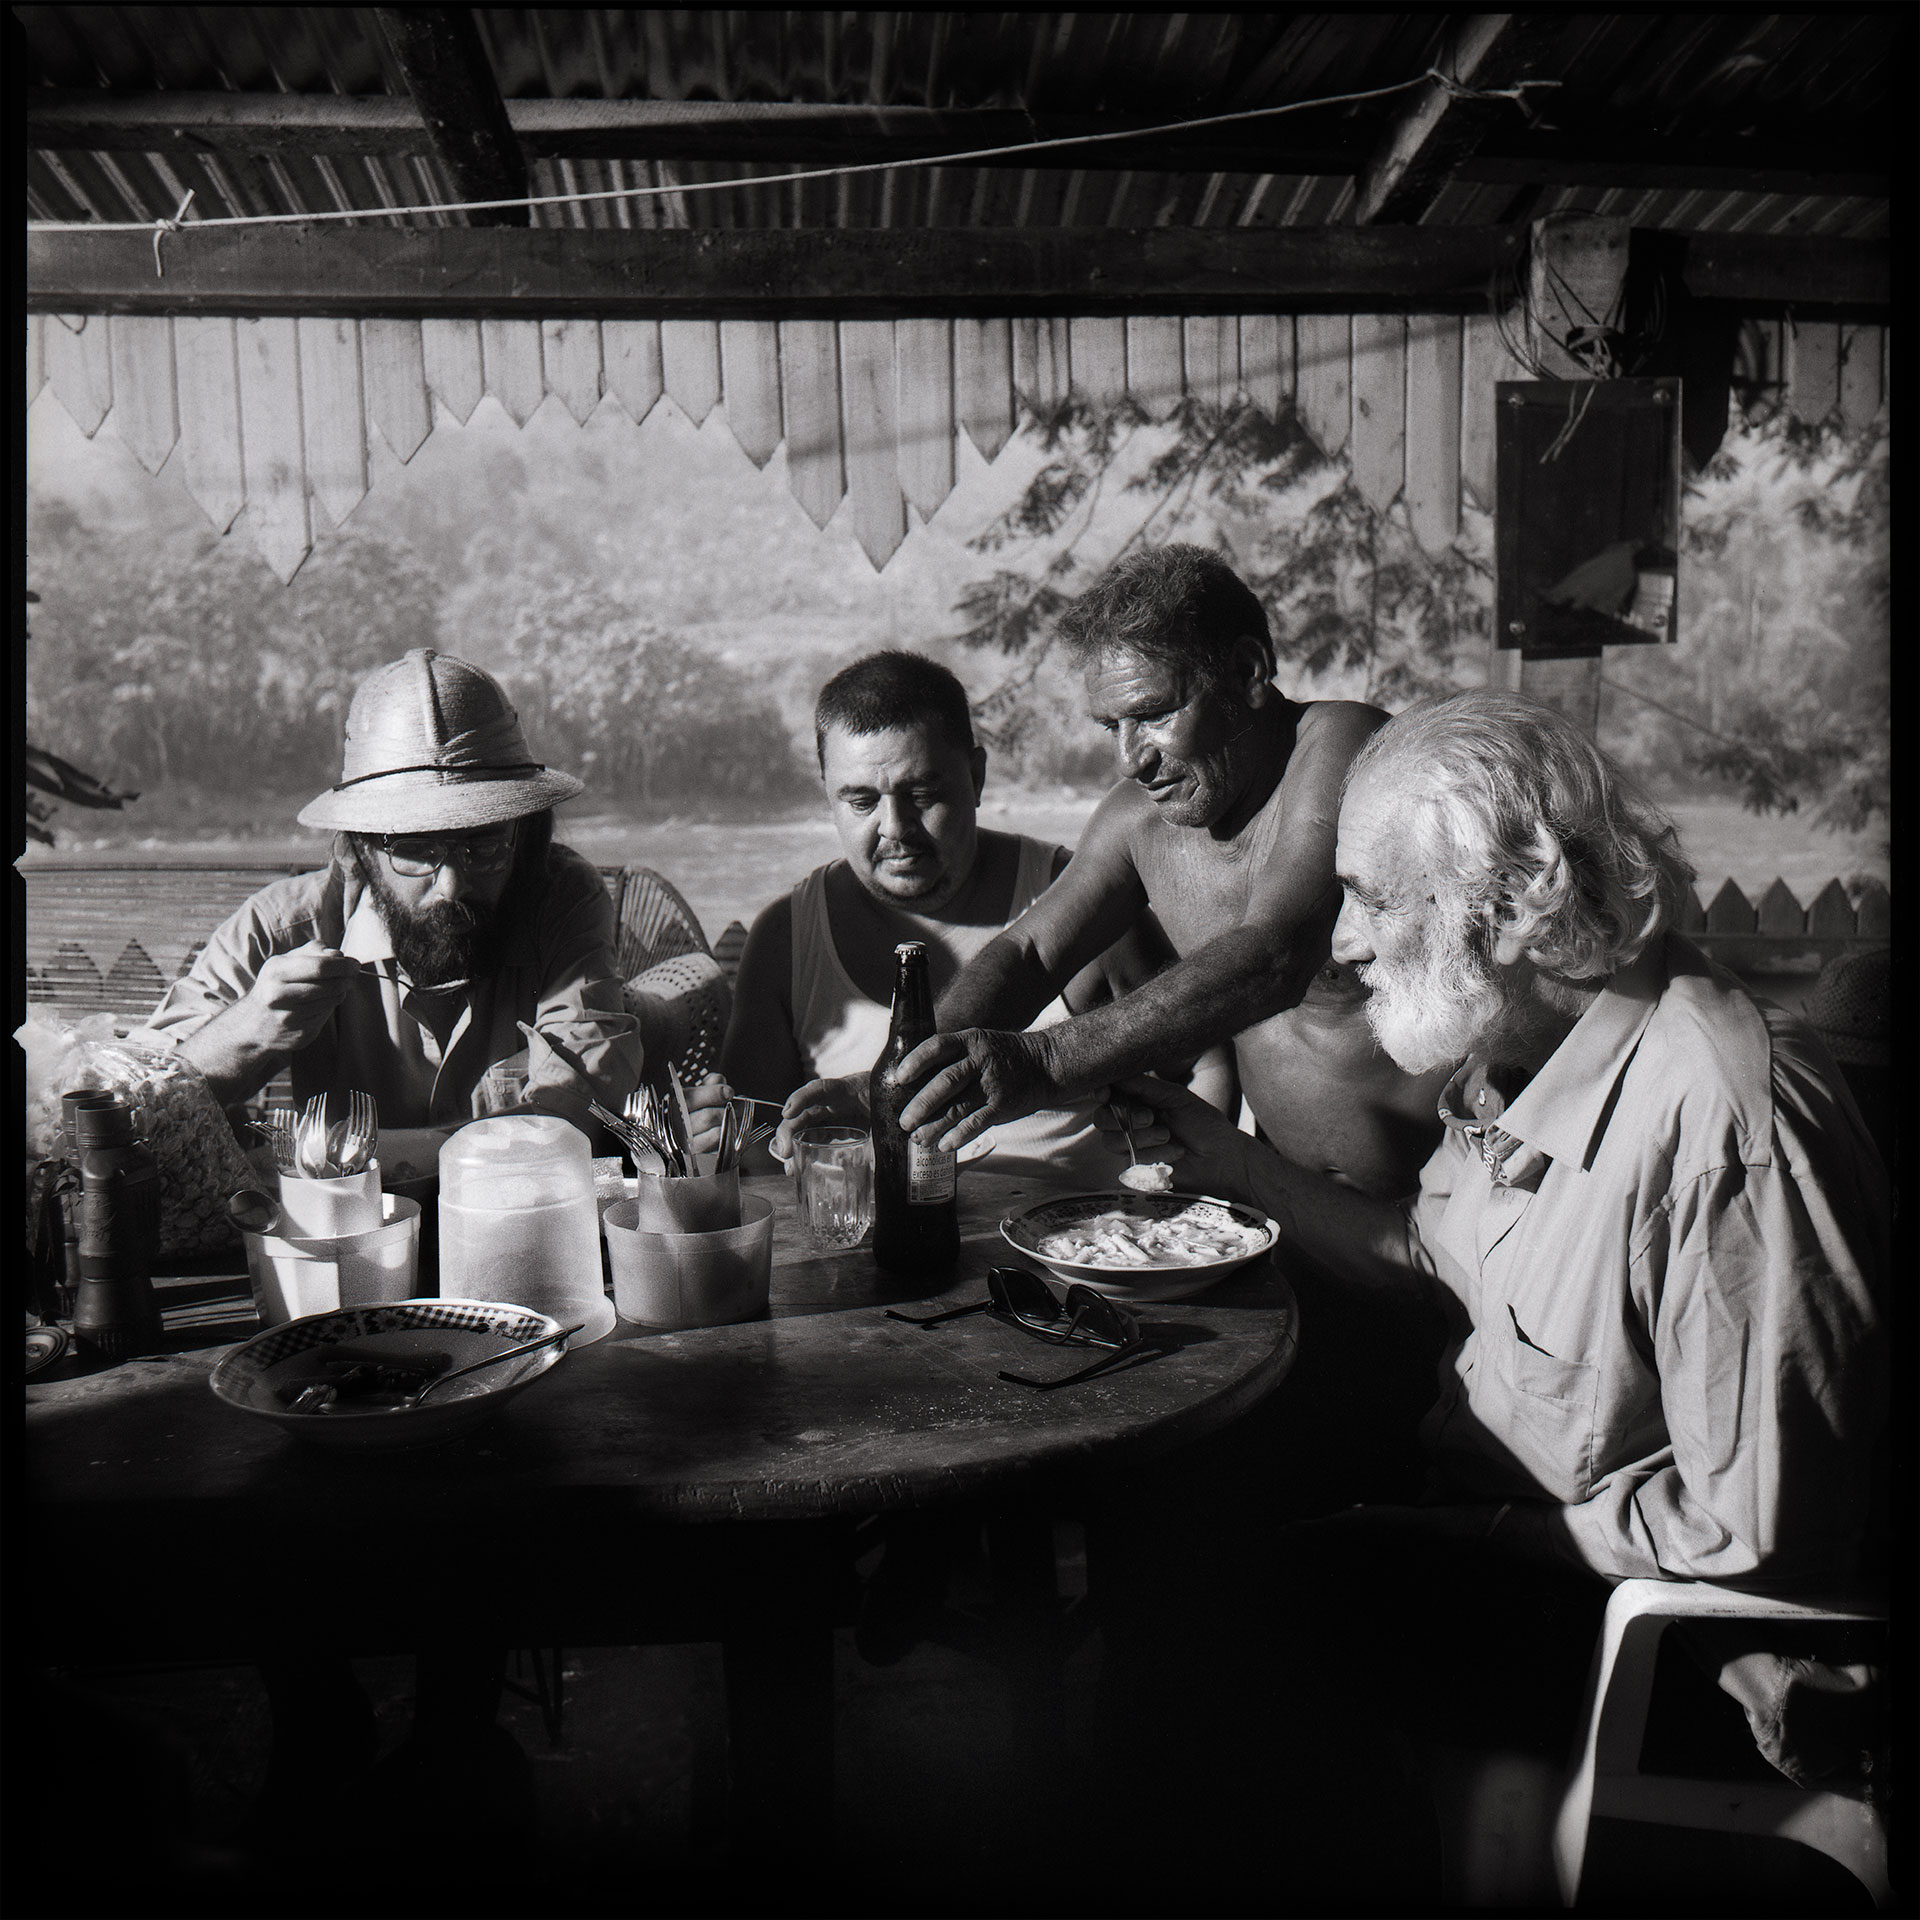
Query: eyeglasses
xmin=887 ymin=1265 xmax=1146 ymax=1390
xmin=375 ymin=830 xmax=516 ymax=878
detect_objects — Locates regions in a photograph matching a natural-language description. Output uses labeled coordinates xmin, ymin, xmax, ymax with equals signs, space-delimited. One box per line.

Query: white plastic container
xmin=437 ymin=1116 xmax=616 ymax=1343
xmin=604 ymin=1194 xmax=775 ymax=1332
xmin=244 ymin=1194 xmax=422 ymax=1326
xmin=274 ymin=1164 xmax=383 ymax=1238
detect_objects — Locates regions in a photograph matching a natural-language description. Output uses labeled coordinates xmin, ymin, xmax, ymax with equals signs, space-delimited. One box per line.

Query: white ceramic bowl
xmin=208 ymin=1298 xmax=568 ymax=1451
xmin=1000 ymin=1191 xmax=1280 ymax=1303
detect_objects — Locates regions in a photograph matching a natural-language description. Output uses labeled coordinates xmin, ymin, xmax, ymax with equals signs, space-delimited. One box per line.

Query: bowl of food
xmin=208 ymin=1298 xmax=569 ymax=1451
xmin=1001 ymin=1191 xmax=1280 ymax=1303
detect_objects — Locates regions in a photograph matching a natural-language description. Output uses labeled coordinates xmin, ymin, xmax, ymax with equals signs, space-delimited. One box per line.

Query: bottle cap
xmin=65 ymin=1090 xmax=136 ymax=1148
xmin=894 ymin=941 xmax=928 ymax=960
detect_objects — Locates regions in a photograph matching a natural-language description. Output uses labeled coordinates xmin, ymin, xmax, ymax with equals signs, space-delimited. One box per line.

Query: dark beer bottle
xmin=870 ymin=942 xmax=960 ymax=1278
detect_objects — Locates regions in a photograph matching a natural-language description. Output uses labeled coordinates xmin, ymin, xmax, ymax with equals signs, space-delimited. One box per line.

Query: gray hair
xmin=1057 ymin=543 xmax=1274 ymax=690
xmin=1345 ymin=690 xmax=1695 ymax=979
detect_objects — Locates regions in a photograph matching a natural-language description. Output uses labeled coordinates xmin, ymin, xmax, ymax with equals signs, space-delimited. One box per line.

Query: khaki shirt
xmin=1407 ymin=935 xmax=1886 ymax=1587
xmin=146 ymin=845 xmax=641 ymax=1127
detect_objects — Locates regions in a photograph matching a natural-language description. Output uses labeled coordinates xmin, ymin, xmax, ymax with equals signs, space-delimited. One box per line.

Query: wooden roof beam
xmin=1353 ymin=13 xmax=1568 ymax=226
xmin=25 ymin=91 xmax=1888 ymax=202
xmin=374 ymin=7 xmax=526 ymax=226
xmin=26 ymin=90 xmax=1362 ymax=174
xmin=26 ymin=225 xmax=1887 ymax=320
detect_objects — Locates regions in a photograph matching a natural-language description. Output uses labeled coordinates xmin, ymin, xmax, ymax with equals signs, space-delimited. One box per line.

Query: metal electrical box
xmin=1495 ymin=376 xmax=1683 ymax=659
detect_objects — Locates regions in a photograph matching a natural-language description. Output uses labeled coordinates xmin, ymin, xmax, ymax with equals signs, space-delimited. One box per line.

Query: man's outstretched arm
xmin=938 ymin=790 xmax=1154 ymax=1033
xmin=902 ymin=702 xmax=1382 ymax=1152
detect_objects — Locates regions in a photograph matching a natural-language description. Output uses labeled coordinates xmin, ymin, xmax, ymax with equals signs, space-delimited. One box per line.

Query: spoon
xmin=397 ymin=1324 xmax=585 ymax=1408
xmin=228 ymin=1187 xmax=284 ymax=1235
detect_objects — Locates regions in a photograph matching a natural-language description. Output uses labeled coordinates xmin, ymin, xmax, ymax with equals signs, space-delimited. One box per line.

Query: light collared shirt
xmin=146 ymin=845 xmax=641 ymax=1126
xmin=1405 ymin=934 xmax=1886 ymax=1587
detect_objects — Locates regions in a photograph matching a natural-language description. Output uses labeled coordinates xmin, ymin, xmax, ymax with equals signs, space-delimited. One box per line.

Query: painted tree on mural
xmin=1589 ymin=405 xmax=1891 ymax=837
xmin=955 ymin=393 xmax=1889 ymax=840
xmin=452 ymin=562 xmax=814 ymax=810
xmin=1677 ymin=415 xmax=1889 ymax=831
xmin=25 ymin=512 xmax=442 ymax=797
xmin=25 ymin=507 xmax=812 ymax=816
xmin=945 ymin=393 xmax=1491 ymax=777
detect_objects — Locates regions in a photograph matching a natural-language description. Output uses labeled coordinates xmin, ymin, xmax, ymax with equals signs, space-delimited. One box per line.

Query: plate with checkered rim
xmin=231 ymin=1299 xmax=556 ymax=1374
xmin=209 ymin=1298 xmax=567 ymax=1448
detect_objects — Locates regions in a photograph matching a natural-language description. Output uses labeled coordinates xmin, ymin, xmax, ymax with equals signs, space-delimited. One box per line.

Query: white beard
xmin=1361 ymin=913 xmax=1508 ymax=1074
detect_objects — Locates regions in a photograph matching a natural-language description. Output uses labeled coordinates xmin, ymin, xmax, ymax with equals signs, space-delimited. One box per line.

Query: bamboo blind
xmin=28 ymin=311 xmax=1890 ymax=582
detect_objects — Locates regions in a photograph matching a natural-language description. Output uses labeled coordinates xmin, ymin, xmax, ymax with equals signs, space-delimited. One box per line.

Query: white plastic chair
xmin=1553 ymin=1577 xmax=1891 ymax=1909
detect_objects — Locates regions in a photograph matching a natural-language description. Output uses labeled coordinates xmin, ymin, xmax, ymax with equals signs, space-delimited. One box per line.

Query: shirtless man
xmin=892 ymin=543 xmax=1449 ymax=1198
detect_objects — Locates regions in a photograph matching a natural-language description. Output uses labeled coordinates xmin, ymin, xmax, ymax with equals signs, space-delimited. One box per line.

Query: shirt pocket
xmin=1497 ymin=1333 xmax=1600 ymax=1501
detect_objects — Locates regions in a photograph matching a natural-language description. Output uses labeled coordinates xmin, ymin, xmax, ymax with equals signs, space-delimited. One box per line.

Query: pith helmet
xmin=296 ymin=649 xmax=583 ymax=834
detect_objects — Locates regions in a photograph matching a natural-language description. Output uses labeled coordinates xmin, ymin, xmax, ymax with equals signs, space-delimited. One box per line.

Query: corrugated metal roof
xmin=20 ymin=7 xmax=1892 ymax=241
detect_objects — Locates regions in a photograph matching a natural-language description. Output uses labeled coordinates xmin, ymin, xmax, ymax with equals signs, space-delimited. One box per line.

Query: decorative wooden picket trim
xmin=1679 ymin=876 xmax=1890 ymax=976
xmin=32 ymin=307 xmax=1887 ymax=580
xmin=22 ymin=860 xmax=716 ymax=1024
xmin=25 ymin=858 xmax=1885 ymax=1024
xmin=711 ymin=920 xmax=749 ymax=983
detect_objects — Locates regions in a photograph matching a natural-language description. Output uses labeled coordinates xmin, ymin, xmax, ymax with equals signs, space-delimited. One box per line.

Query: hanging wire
xmin=28 ymin=66 xmax=1563 ymax=251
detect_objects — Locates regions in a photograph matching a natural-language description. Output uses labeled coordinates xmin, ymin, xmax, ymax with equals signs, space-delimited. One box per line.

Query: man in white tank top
xmin=722 ymin=652 xmax=1225 ymax=1183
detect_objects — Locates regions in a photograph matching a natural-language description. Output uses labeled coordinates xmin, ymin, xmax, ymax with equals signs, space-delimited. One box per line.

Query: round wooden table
xmin=27 ymin=1170 xmax=1296 ymax=1522
xmin=26 ymin=1167 xmax=1298 ymax=1859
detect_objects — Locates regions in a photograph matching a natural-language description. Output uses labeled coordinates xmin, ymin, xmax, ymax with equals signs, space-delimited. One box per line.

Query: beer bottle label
xmin=907 ymin=1137 xmax=956 ymax=1204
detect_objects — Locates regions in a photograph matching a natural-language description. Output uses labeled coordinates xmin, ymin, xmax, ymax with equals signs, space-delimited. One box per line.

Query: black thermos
xmin=869 ymin=942 xmax=961 ymax=1279
xmin=64 ymin=1091 xmax=165 ymax=1361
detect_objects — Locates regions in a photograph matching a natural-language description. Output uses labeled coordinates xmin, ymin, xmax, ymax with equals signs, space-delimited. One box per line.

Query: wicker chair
xmin=606 ymin=866 xmax=710 ymax=979
xmin=608 ymin=867 xmax=733 ymax=1087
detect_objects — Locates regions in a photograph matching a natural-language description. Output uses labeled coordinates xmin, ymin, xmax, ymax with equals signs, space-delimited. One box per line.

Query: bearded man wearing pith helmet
xmin=146 ymin=647 xmax=640 ymax=1136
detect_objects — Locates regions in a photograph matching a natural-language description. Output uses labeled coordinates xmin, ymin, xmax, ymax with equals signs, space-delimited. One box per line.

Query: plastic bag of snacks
xmin=19 ymin=1009 xmax=254 ymax=1257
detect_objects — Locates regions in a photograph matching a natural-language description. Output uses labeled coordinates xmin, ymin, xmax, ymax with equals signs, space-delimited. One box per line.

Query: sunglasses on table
xmin=887 ymin=1265 xmax=1146 ymax=1390
xmin=374 ymin=829 xmax=517 ymax=877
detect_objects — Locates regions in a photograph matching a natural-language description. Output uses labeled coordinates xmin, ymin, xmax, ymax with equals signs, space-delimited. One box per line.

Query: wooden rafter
xmin=25 ymin=91 xmax=1355 ymax=175
xmin=374 ymin=7 xmax=527 ymax=226
xmin=28 ymin=226 xmax=1886 ymax=320
xmin=24 ymin=91 xmax=1889 ymax=205
xmin=1353 ymin=13 xmax=1569 ymax=225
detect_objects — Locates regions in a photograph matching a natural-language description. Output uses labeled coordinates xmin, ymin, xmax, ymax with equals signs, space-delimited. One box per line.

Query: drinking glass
xmin=794 ymin=1127 xmax=874 ymax=1250
xmin=478 ymin=1062 xmax=530 ymax=1115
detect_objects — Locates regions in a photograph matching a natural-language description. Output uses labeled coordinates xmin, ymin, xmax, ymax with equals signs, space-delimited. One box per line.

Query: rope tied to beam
xmin=1423 ymin=68 xmax=1563 ymax=108
xmin=150 ymin=188 xmax=195 ymax=278
xmin=31 ymin=72 xmax=1560 ymax=236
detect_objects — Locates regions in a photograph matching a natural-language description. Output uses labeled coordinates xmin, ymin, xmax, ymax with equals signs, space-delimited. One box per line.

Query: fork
xmin=596 ymin=1099 xmax=681 ymax=1174
xmin=622 ymin=1089 xmax=688 ymax=1175
xmin=333 ymin=1089 xmax=378 ymax=1176
xmin=293 ymin=1093 xmax=332 ymax=1177
xmin=254 ymin=1109 xmax=297 ymax=1175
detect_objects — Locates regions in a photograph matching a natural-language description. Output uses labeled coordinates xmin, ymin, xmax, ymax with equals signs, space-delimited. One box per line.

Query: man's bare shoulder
xmin=1277 ymin=699 xmax=1390 ymax=799
xmin=1079 ymin=774 xmax=1160 ymax=850
xmin=1294 ymin=698 xmax=1390 ymax=757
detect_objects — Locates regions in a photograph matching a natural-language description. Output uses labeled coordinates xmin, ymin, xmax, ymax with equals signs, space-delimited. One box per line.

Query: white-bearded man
xmin=1086 ymin=689 xmax=1888 ymax=1908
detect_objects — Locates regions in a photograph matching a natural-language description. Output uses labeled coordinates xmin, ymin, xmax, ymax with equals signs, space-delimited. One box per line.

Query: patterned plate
xmin=209 ymin=1298 xmax=567 ymax=1451
xmin=25 ymin=1325 xmax=70 ymax=1376
xmin=1001 ymin=1191 xmax=1280 ymax=1303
